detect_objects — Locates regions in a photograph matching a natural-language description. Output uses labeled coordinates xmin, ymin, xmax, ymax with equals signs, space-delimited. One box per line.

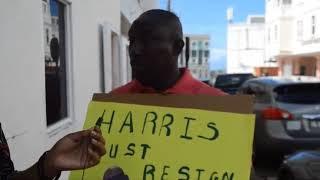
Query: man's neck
xmin=153 ymin=68 xmax=181 ymax=91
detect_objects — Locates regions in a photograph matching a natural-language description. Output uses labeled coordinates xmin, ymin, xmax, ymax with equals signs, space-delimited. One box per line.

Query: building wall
xmin=266 ymin=0 xmax=320 ymax=77
xmin=227 ymin=17 xmax=270 ymax=74
xmin=0 ymin=0 xmax=157 ymax=179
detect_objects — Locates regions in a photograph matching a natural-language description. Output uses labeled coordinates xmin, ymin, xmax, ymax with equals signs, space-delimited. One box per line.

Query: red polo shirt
xmin=111 ymin=68 xmax=226 ymax=96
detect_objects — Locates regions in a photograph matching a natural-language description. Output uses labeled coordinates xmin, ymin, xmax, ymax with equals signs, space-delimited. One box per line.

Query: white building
xmin=265 ymin=0 xmax=320 ymax=77
xmin=0 ymin=0 xmax=157 ymax=179
xmin=227 ymin=13 xmax=278 ymax=76
xmin=179 ymin=35 xmax=211 ymax=82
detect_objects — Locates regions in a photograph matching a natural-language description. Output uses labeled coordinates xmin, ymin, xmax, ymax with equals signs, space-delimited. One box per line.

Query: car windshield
xmin=274 ymin=83 xmax=320 ymax=104
xmin=215 ymin=74 xmax=253 ymax=88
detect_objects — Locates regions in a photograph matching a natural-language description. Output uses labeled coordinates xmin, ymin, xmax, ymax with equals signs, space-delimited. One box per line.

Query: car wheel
xmin=277 ymin=167 xmax=295 ymax=180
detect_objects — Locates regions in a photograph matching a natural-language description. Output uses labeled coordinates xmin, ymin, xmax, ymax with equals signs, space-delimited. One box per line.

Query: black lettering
xmin=101 ymin=110 xmax=115 ymax=133
xmin=124 ymin=143 xmax=135 ymax=157
xmin=196 ymin=169 xmax=205 ymax=180
xmin=159 ymin=114 xmax=174 ymax=136
xmin=143 ymin=164 xmax=155 ymax=180
xmin=210 ymin=172 xmax=219 ymax=180
xmin=140 ymin=144 xmax=151 ymax=160
xmin=178 ymin=166 xmax=190 ymax=180
xmin=222 ymin=172 xmax=234 ymax=180
xmin=119 ymin=111 xmax=134 ymax=133
xmin=161 ymin=165 xmax=170 ymax=180
xmin=198 ymin=122 xmax=219 ymax=141
xmin=142 ymin=112 xmax=158 ymax=135
xmin=180 ymin=117 xmax=196 ymax=140
xmin=109 ymin=144 xmax=119 ymax=158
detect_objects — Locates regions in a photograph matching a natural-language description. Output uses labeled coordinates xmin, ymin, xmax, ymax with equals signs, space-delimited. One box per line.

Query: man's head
xmin=128 ymin=9 xmax=184 ymax=90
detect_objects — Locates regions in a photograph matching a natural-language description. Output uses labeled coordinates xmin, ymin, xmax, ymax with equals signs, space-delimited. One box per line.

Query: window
xmin=198 ymin=50 xmax=203 ymax=65
xmin=275 ymin=84 xmax=320 ymax=104
xmin=198 ymin=41 xmax=203 ymax=49
xmin=204 ymin=50 xmax=210 ymax=58
xmin=43 ymin=0 xmax=70 ymax=126
xmin=274 ymin=25 xmax=278 ymax=40
xmin=205 ymin=42 xmax=209 ymax=47
xmin=300 ymin=65 xmax=306 ymax=75
xmin=192 ymin=42 xmax=196 ymax=47
xmin=192 ymin=50 xmax=197 ymax=57
xmin=297 ymin=20 xmax=303 ymax=40
xmin=312 ymin=15 xmax=316 ymax=36
xmin=46 ymin=29 xmax=49 ymax=44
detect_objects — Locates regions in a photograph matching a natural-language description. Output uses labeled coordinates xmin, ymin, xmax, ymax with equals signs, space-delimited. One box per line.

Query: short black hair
xmin=130 ymin=9 xmax=183 ymax=40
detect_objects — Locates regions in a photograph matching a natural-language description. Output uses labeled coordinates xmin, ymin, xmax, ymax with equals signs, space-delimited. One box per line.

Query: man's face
xmin=128 ymin=19 xmax=178 ymax=86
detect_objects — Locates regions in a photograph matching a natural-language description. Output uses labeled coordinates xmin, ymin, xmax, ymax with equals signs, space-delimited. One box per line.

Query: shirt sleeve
xmin=0 ymin=123 xmax=15 ymax=180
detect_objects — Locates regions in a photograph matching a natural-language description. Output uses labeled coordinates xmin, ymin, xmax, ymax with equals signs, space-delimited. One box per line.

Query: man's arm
xmin=0 ymin=123 xmax=15 ymax=179
xmin=1 ymin=125 xmax=106 ymax=180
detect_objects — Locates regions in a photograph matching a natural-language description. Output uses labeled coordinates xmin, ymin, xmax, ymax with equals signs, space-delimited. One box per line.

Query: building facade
xmin=227 ymin=14 xmax=278 ymax=76
xmin=179 ymin=35 xmax=211 ymax=82
xmin=0 ymin=0 xmax=157 ymax=179
xmin=265 ymin=0 xmax=320 ymax=77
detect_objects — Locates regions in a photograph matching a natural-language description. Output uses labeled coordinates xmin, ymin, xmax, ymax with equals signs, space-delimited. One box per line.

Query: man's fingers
xmin=91 ymin=130 xmax=106 ymax=145
xmin=87 ymin=148 xmax=101 ymax=167
xmin=90 ymin=138 xmax=106 ymax=156
xmin=67 ymin=129 xmax=91 ymax=141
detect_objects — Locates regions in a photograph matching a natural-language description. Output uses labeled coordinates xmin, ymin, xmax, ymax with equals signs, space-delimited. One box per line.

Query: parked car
xmin=278 ymin=151 xmax=320 ymax=180
xmin=238 ymin=76 xmax=320 ymax=167
xmin=214 ymin=73 xmax=255 ymax=94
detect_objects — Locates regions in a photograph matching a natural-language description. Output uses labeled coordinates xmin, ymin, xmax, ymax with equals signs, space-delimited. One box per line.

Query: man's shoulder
xmin=110 ymin=81 xmax=136 ymax=94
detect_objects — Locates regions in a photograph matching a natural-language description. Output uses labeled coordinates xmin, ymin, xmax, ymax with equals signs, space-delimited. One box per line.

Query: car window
xmin=274 ymin=83 xmax=320 ymax=104
xmin=215 ymin=74 xmax=254 ymax=88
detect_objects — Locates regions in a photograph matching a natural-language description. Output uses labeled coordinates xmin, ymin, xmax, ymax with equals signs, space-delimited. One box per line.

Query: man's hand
xmin=44 ymin=127 xmax=106 ymax=177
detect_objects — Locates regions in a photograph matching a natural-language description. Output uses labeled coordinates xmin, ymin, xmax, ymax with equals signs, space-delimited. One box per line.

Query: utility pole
xmin=167 ymin=0 xmax=171 ymax=12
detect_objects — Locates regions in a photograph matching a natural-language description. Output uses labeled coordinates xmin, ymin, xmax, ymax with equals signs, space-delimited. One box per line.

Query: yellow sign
xmin=69 ymin=95 xmax=255 ymax=180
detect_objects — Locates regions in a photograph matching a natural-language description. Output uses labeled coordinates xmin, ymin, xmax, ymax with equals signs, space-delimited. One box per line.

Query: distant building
xmin=179 ymin=34 xmax=210 ymax=82
xmin=265 ymin=0 xmax=320 ymax=78
xmin=227 ymin=12 xmax=278 ymax=76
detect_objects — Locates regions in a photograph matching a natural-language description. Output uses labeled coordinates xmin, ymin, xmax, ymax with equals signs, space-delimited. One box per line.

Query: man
xmin=112 ymin=9 xmax=225 ymax=95
xmin=0 ymin=123 xmax=106 ymax=180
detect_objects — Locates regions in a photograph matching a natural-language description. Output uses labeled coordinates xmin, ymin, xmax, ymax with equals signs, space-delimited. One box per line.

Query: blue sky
xmin=160 ymin=0 xmax=265 ymax=71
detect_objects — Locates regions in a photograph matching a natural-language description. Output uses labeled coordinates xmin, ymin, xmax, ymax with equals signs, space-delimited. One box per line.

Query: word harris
xmin=100 ymin=109 xmax=235 ymax=180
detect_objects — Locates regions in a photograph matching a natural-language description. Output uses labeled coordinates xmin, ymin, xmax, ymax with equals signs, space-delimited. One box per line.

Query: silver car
xmin=238 ymin=76 xmax=320 ymax=166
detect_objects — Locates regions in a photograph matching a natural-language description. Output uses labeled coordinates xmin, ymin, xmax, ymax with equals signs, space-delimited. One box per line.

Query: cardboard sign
xmin=69 ymin=94 xmax=255 ymax=180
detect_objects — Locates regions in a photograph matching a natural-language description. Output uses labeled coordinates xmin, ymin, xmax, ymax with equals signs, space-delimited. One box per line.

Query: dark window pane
xmin=44 ymin=0 xmax=68 ymax=126
xmin=192 ymin=50 xmax=197 ymax=57
xmin=204 ymin=50 xmax=209 ymax=58
xmin=198 ymin=50 xmax=203 ymax=65
xmin=275 ymin=84 xmax=320 ymax=104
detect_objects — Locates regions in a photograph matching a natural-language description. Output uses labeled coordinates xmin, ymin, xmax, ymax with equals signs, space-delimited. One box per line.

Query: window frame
xmin=45 ymin=0 xmax=75 ymax=135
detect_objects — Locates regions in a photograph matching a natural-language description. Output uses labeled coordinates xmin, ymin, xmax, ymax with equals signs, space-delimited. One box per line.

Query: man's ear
xmin=173 ymin=39 xmax=185 ymax=55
